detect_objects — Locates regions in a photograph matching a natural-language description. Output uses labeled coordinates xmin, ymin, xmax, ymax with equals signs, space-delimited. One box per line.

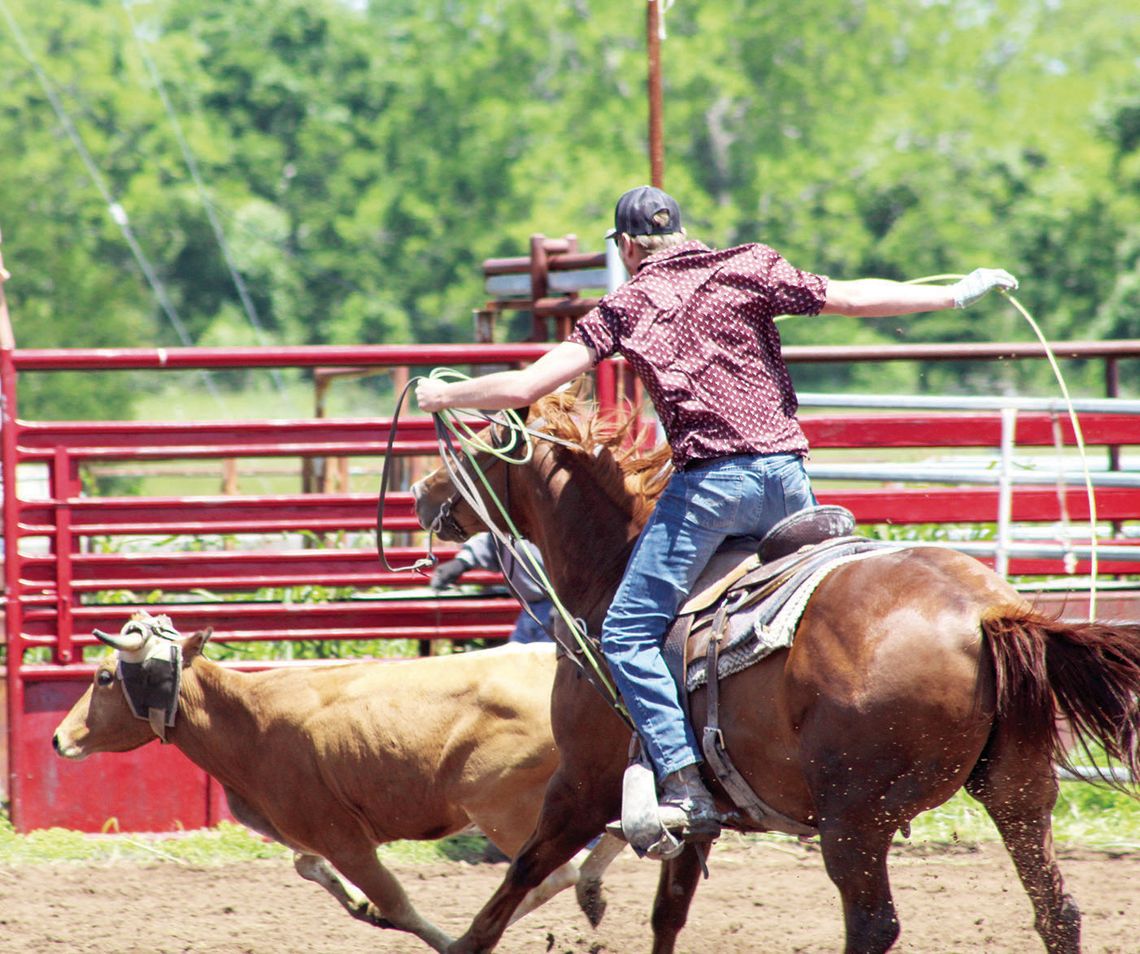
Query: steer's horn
xmin=93 ymin=626 xmax=147 ymax=653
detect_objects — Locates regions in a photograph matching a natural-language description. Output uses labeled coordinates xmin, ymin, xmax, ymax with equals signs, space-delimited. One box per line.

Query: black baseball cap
xmin=606 ymin=185 xmax=683 ymax=239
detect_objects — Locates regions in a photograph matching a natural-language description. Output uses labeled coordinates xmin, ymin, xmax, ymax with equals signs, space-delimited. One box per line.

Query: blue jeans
xmin=509 ymin=599 xmax=555 ymax=643
xmin=599 ymin=453 xmax=816 ymax=780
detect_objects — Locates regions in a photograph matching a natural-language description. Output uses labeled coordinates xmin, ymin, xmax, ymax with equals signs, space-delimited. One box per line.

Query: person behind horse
xmin=415 ymin=184 xmax=1018 ymax=846
xmin=430 ymin=532 xmax=555 ymax=644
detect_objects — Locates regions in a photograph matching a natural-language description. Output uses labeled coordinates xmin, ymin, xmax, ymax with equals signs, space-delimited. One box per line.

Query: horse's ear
xmin=559 ymin=375 xmax=592 ymax=404
xmin=511 ymin=405 xmax=532 ymax=424
xmin=182 ymin=627 xmax=213 ymax=660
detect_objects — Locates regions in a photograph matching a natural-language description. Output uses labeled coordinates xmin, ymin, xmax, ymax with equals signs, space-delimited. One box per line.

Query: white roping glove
xmin=952 ymin=268 xmax=1019 ymax=309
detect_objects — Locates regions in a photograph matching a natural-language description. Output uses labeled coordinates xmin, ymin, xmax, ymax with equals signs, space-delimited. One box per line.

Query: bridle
xmin=428 ymin=494 xmax=468 ymax=543
xmin=429 ymin=416 xmax=520 ymax=544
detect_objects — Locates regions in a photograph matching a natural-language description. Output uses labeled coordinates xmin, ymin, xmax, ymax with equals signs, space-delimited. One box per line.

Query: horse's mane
xmin=530 ymin=391 xmax=672 ymax=527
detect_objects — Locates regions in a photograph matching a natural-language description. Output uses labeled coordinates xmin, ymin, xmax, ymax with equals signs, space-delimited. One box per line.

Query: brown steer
xmin=52 ymin=611 xmax=622 ymax=952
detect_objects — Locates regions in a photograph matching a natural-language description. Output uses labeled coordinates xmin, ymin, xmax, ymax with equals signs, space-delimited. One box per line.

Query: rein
xmin=434 ymin=420 xmax=563 ymax=638
xmin=375 ymin=376 xmax=442 ymax=575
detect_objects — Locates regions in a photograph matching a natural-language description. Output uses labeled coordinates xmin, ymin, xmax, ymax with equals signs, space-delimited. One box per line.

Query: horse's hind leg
xmin=818 ymin=822 xmax=900 ymax=954
xmin=966 ymin=738 xmax=1080 ymax=953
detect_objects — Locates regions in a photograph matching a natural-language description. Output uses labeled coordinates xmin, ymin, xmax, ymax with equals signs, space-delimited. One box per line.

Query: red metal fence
xmin=1 ymin=341 xmax=613 ymax=831
xmin=4 ymin=284 xmax=1140 ymax=830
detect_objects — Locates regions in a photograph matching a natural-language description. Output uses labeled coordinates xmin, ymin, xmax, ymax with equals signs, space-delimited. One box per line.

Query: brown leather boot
xmin=657 ymin=764 xmax=721 ymax=837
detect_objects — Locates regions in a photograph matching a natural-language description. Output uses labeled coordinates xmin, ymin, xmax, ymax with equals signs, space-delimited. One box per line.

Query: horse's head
xmin=411 ymin=411 xmax=531 ymax=542
xmin=413 ymin=393 xmax=673 ymax=625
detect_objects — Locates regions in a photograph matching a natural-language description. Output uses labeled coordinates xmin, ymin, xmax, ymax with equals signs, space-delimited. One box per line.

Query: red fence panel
xmin=1 ymin=335 xmax=569 ymax=831
xmin=4 ymin=275 xmax=1140 ymax=830
xmin=18 ymin=675 xmax=212 ymax=833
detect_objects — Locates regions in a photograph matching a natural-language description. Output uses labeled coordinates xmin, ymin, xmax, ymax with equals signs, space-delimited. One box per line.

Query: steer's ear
xmin=182 ymin=627 xmax=214 ymax=661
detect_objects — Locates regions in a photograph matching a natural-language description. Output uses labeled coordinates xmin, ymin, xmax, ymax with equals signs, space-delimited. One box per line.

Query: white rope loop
xmin=425 ymin=368 xmax=626 ymax=711
xmin=907 ymin=276 xmax=1098 ymax=619
xmin=777 ymin=276 xmax=1098 ymax=620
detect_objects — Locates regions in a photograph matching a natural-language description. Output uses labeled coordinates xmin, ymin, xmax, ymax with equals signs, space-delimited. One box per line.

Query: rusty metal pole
xmin=647 ymin=0 xmax=664 ymax=188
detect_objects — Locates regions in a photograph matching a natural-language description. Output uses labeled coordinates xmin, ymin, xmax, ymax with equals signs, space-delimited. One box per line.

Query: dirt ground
xmin=1 ymin=837 xmax=1136 ymax=954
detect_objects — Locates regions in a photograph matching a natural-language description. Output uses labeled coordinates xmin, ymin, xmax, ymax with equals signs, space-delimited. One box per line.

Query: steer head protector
xmin=94 ymin=611 xmax=184 ymax=743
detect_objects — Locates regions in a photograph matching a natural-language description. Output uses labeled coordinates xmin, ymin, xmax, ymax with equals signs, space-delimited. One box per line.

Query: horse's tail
xmin=982 ymin=610 xmax=1140 ymax=788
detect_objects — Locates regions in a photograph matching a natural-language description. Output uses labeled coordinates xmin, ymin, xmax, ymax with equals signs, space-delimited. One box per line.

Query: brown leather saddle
xmin=666 ymin=507 xmax=890 ymax=693
xmin=658 ymin=505 xmax=895 ymax=836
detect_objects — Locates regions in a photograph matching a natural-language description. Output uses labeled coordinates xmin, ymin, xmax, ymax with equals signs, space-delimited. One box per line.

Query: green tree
xmin=0 ymin=0 xmax=154 ymax=419
xmin=2 ymin=0 xmax=1138 ymax=419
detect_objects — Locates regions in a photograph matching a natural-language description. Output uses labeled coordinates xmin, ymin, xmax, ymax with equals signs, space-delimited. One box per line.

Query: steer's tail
xmin=982 ymin=610 xmax=1140 ymax=788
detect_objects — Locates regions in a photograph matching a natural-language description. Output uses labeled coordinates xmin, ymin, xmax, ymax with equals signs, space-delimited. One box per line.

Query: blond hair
xmin=630 ymin=228 xmax=688 ymax=252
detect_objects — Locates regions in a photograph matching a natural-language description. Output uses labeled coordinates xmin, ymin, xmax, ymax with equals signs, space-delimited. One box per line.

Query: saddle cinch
xmin=656 ymin=505 xmax=894 ymax=838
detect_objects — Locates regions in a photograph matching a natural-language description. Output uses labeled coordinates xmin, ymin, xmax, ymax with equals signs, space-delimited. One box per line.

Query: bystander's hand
xmin=430 ymin=558 xmax=468 ymax=592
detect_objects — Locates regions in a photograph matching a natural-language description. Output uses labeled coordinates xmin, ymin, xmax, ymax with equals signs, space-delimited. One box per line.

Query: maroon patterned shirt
xmin=568 ymin=240 xmax=828 ymax=468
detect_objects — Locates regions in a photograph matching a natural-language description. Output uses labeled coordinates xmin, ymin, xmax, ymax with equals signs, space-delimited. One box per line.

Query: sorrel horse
xmin=411 ymin=394 xmax=1140 ymax=954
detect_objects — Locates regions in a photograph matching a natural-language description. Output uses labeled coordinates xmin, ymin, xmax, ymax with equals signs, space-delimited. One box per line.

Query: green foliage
xmin=903 ymin=782 xmax=1140 ymax=851
xmin=5 ymin=779 xmax=1137 ymax=866
xmin=0 ymin=814 xmax=289 ymax=864
xmin=863 ymin=521 xmax=996 ymax=543
xmin=2 ymin=0 xmax=1139 ymax=423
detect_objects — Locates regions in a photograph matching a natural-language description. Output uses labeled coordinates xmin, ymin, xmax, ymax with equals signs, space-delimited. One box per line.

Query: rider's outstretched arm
xmin=822 ymin=268 xmax=1017 ymax=317
xmin=416 ymin=340 xmax=595 ymax=413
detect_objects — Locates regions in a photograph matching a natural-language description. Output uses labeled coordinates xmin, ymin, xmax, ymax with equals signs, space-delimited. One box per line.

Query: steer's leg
xmin=507 ymin=858 xmax=581 ymax=926
xmin=293 ymin=854 xmax=384 ymax=925
xmin=305 ymin=847 xmax=453 ymax=953
xmin=574 ymin=832 xmax=627 ymax=927
xmin=472 ymin=793 xmax=612 ymax=926
xmin=504 ymin=831 xmax=626 ymax=926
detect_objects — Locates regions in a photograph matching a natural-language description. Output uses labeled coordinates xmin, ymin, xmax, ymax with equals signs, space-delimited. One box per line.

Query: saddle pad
xmin=685 ymin=544 xmax=902 ymax=692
